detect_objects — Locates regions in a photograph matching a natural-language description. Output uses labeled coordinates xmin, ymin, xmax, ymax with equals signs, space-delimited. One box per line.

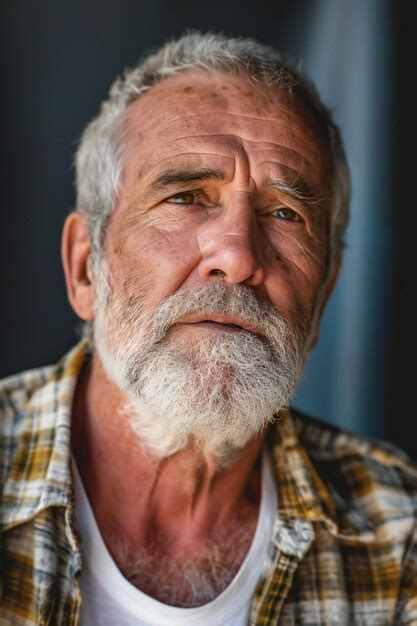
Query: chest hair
xmin=105 ymin=521 xmax=257 ymax=608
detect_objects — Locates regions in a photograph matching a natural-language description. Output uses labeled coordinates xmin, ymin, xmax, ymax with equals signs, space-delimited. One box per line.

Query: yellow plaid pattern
xmin=1 ymin=341 xmax=416 ymax=624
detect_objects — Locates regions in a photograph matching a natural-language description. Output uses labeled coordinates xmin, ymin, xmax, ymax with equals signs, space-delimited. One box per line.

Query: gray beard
xmin=94 ymin=279 xmax=309 ymax=465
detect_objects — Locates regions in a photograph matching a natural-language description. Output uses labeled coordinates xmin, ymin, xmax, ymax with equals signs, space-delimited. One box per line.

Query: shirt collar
xmin=2 ymin=340 xmax=90 ymax=530
xmin=271 ymin=409 xmax=375 ymax=542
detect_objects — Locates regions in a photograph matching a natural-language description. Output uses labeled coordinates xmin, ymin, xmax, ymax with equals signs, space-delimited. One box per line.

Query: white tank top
xmin=71 ymin=448 xmax=277 ymax=626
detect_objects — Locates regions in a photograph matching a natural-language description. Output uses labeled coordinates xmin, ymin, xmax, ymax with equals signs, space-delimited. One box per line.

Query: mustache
xmin=125 ymin=282 xmax=309 ymax=348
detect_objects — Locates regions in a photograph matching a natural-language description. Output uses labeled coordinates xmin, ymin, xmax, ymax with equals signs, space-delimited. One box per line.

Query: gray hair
xmin=75 ymin=31 xmax=350 ymax=268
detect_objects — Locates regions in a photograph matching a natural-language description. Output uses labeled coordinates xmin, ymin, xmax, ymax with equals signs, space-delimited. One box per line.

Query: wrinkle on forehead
xmin=125 ymin=69 xmax=326 ymax=141
xmin=142 ymin=136 xmax=323 ymax=181
xmin=120 ymin=70 xmax=332 ymax=206
xmin=128 ymin=104 xmax=323 ymax=159
xmin=160 ymin=123 xmax=322 ymax=164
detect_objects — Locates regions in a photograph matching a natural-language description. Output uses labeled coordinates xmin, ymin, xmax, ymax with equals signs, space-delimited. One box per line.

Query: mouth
xmin=176 ymin=313 xmax=259 ymax=335
xmin=190 ymin=320 xmax=245 ymax=333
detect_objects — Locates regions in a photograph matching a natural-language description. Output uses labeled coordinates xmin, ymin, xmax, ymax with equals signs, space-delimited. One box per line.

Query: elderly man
xmin=1 ymin=32 xmax=416 ymax=625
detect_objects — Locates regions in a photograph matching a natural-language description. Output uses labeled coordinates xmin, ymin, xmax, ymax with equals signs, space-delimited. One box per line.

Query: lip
xmin=177 ymin=312 xmax=259 ymax=334
xmin=185 ymin=320 xmax=244 ymax=333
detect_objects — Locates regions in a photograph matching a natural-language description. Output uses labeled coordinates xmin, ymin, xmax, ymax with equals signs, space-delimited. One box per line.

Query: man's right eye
xmin=166 ymin=192 xmax=198 ymax=205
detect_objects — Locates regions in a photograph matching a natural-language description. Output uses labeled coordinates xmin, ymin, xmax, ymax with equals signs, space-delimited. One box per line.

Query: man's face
xmin=92 ymin=70 xmax=333 ymax=461
xmin=104 ymin=70 xmax=331 ymax=334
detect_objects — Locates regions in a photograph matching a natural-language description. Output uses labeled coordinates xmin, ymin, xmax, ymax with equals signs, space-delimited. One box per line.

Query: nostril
xmin=211 ymin=269 xmax=226 ymax=277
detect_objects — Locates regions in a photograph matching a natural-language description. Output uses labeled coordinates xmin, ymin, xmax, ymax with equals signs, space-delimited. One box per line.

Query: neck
xmin=71 ymin=351 xmax=266 ymax=558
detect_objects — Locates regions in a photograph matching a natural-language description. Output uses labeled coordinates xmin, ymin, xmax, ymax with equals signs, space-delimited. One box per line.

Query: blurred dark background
xmin=1 ymin=1 xmax=412 ymax=456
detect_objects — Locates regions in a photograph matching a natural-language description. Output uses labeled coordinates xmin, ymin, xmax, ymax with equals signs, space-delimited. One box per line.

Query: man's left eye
xmin=271 ymin=208 xmax=301 ymax=221
xmin=166 ymin=192 xmax=197 ymax=205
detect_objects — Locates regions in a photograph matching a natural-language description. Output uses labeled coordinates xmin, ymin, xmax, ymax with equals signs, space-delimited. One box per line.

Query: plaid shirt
xmin=1 ymin=341 xmax=416 ymax=625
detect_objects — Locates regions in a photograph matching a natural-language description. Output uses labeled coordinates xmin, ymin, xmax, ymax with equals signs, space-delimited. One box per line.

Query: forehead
xmin=122 ymin=70 xmax=332 ymax=191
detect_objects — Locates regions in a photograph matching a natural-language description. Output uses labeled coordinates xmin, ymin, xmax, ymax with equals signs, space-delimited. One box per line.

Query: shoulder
xmin=291 ymin=407 xmax=417 ymax=535
xmin=0 ymin=365 xmax=55 ymax=477
xmin=0 ymin=364 xmax=55 ymax=422
xmin=292 ymin=406 xmax=416 ymax=468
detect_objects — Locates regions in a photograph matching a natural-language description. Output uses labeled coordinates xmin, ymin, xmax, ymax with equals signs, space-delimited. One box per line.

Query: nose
xmin=197 ymin=193 xmax=265 ymax=286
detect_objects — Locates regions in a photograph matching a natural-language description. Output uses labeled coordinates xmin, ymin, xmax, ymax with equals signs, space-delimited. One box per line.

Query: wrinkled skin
xmin=103 ymin=70 xmax=333 ymax=347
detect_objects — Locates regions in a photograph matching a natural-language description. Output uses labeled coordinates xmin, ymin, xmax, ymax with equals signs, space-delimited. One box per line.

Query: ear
xmin=308 ymin=257 xmax=342 ymax=349
xmin=61 ymin=212 xmax=95 ymax=321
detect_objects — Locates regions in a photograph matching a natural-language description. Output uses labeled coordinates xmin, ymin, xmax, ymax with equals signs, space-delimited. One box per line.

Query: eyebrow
xmin=151 ymin=167 xmax=226 ymax=190
xmin=267 ymin=177 xmax=324 ymax=210
xmin=144 ymin=166 xmax=323 ymax=210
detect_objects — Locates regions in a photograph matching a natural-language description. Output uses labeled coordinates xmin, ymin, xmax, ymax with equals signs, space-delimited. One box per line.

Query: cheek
xmin=112 ymin=222 xmax=201 ymax=308
xmin=262 ymin=227 xmax=327 ymax=318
